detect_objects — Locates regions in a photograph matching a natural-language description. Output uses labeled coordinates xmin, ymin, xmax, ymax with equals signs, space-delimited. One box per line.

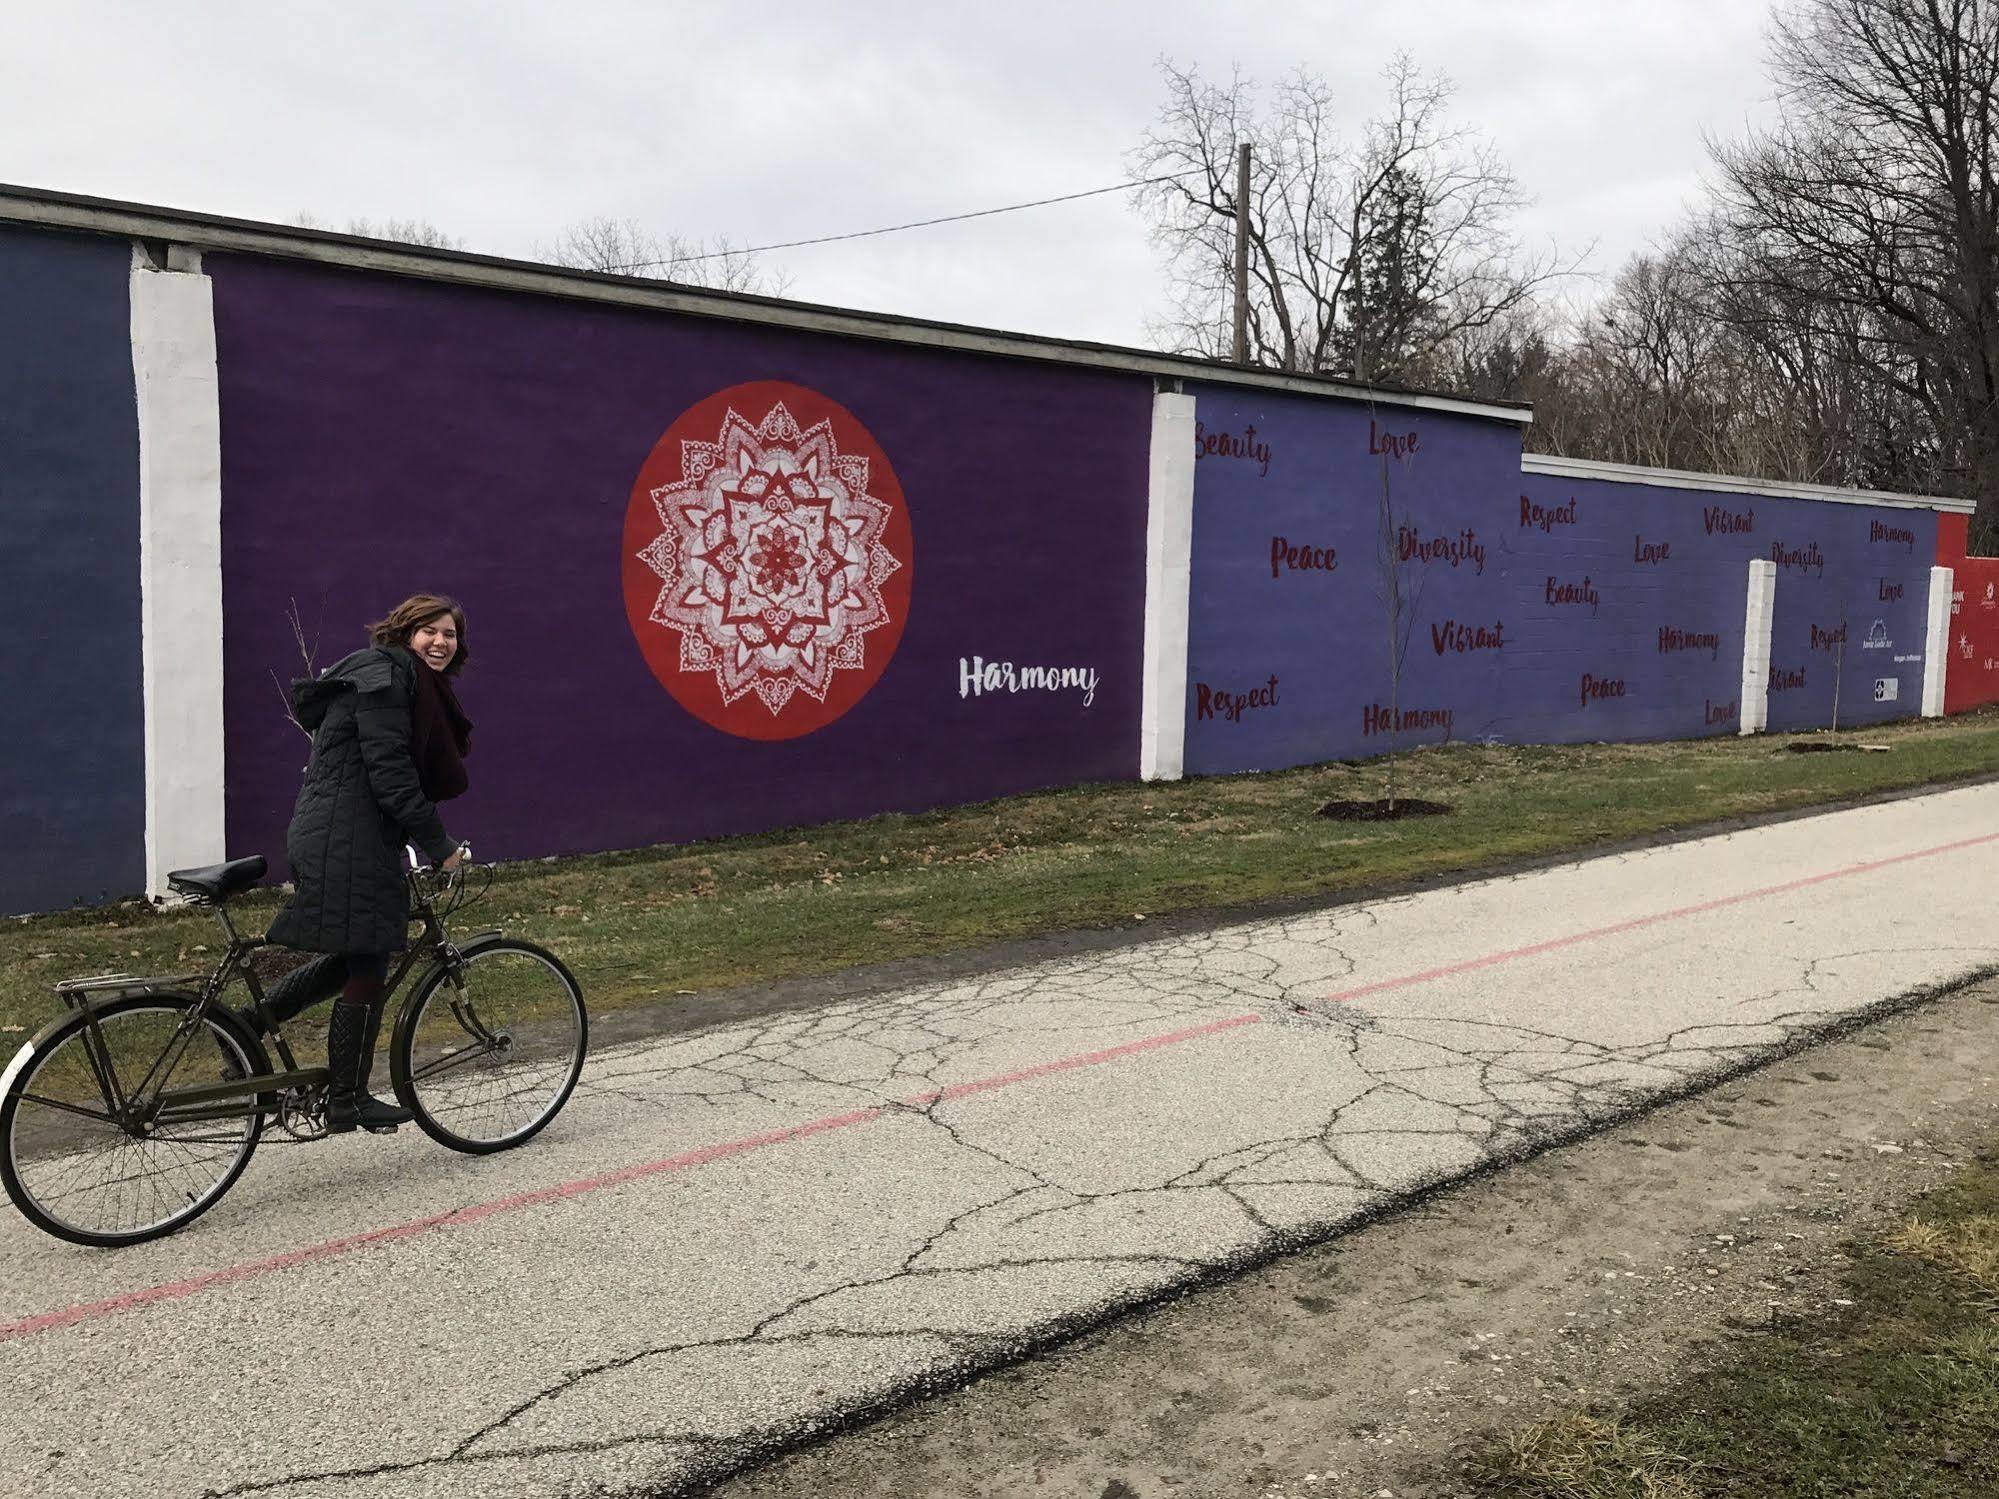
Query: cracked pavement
xmin=5 ymin=783 xmax=1999 ymax=1497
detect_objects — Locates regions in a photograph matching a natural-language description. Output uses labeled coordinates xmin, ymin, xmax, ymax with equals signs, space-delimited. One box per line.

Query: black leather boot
xmin=325 ymin=1000 xmax=414 ymax=1134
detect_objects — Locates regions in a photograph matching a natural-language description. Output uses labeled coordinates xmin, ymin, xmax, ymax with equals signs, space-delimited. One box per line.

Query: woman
xmin=264 ymin=593 xmax=473 ymax=1134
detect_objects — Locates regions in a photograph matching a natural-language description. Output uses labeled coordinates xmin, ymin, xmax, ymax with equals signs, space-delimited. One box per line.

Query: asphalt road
xmin=4 ymin=783 xmax=1998 ymax=1498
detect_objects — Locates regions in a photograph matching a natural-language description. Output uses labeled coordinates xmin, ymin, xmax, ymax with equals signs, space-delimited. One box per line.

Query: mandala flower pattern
xmin=623 ymin=382 xmax=913 ymax=739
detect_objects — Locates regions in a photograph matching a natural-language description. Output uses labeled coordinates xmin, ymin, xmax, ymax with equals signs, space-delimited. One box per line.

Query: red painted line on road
xmin=0 ymin=1012 xmax=1260 ymax=1343
xmin=1323 ymin=829 xmax=1999 ymax=1005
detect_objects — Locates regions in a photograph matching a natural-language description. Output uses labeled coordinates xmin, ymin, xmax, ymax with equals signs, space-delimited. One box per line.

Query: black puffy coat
xmin=266 ymin=646 xmax=458 ymax=954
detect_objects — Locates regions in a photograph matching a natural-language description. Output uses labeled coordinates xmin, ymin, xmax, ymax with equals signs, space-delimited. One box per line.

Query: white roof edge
xmin=1523 ymin=452 xmax=1975 ymax=514
xmin=1 ymin=184 xmax=1535 ymax=426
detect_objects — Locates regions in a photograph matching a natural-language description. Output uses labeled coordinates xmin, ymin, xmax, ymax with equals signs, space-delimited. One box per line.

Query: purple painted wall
xmin=1184 ymin=381 xmax=1941 ymax=774
xmin=208 ymin=256 xmax=1150 ymax=871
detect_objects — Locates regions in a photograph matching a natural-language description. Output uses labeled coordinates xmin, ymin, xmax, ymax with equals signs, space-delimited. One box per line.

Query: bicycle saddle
xmin=167 ymin=855 xmax=268 ymax=903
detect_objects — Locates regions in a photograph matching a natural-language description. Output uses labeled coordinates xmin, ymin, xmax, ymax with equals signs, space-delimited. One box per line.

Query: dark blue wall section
xmin=0 ymin=225 xmax=143 ymax=911
xmin=1184 ymin=377 xmax=1942 ymax=774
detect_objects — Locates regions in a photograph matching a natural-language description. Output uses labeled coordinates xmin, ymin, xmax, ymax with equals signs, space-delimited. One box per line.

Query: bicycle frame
xmin=54 ymin=863 xmax=493 ymax=1135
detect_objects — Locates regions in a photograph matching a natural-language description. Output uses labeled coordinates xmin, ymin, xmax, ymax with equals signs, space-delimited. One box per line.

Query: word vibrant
xmin=1770 ymin=540 xmax=1825 ymax=576
xmin=1368 ymin=420 xmax=1420 ymax=460
xmin=1703 ymin=504 xmax=1754 ymax=535
xmin=1658 ymin=626 xmax=1721 ymax=660
xmin=1362 ymin=703 xmax=1453 ymax=736
xmin=1431 ymin=619 xmax=1505 ymax=655
xmin=1398 ymin=526 xmax=1487 ymax=574
xmin=1578 ymin=673 xmax=1627 ymax=709
xmin=1194 ymin=422 xmax=1271 ymax=477
xmin=1770 ymin=666 xmax=1808 ymax=691
xmin=1545 ymin=575 xmax=1599 ymax=613
xmin=1196 ymin=676 xmax=1279 ymax=723
xmin=1520 ymin=495 xmax=1579 ymax=533
xmin=958 ymin=657 xmax=1099 ymax=707
xmin=1270 ymin=537 xmax=1337 ymax=578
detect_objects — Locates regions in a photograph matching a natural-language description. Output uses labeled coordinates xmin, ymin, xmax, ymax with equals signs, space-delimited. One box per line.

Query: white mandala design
xmin=636 ymin=401 xmax=902 ymax=716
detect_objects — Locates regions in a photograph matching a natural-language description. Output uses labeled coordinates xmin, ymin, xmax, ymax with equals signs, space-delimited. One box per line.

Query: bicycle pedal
xmin=361 ymin=1123 xmax=399 ymax=1135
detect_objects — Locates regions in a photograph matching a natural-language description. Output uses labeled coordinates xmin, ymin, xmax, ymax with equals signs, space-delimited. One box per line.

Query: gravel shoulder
xmin=707 ymin=977 xmax=1999 ymax=1499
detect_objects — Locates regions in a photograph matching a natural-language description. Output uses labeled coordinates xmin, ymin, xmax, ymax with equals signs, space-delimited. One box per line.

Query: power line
xmin=610 ymin=170 xmax=1202 ymax=271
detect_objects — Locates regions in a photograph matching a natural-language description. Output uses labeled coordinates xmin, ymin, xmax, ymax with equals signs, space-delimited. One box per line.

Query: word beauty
xmin=958 ymin=657 xmax=1098 ymax=707
xmin=1520 ymin=496 xmax=1579 ymax=533
xmin=1270 ymin=537 xmax=1337 ymax=578
xmin=1397 ymin=526 xmax=1486 ymax=574
xmin=1368 ymin=420 xmax=1420 ymax=460
xmin=1545 ymin=575 xmax=1599 ymax=613
xmin=1196 ymin=676 xmax=1280 ymax=723
xmin=1194 ymin=422 xmax=1271 ymax=477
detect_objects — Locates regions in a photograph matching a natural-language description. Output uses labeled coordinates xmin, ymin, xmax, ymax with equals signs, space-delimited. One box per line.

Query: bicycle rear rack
xmin=53 ymin=973 xmax=203 ymax=1011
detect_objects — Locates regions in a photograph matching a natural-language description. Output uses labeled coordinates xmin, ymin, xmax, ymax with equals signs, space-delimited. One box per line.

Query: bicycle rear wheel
xmin=391 ymin=939 xmax=586 ymax=1154
xmin=1 ymin=997 xmax=266 ymax=1247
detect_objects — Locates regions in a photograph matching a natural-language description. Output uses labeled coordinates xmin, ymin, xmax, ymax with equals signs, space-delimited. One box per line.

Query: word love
xmin=1703 ymin=504 xmax=1754 ymax=535
xmin=1545 ymin=575 xmax=1599 ymax=613
xmin=1633 ymin=536 xmax=1672 ymax=565
xmin=1770 ymin=540 xmax=1825 ymax=576
xmin=1809 ymin=622 xmax=1849 ymax=653
xmin=1578 ymin=672 xmax=1627 ymax=709
xmin=1368 ymin=419 xmax=1420 ymax=460
xmin=1705 ymin=698 xmax=1739 ymax=725
xmin=1270 ymin=537 xmax=1337 ymax=578
xmin=1397 ymin=525 xmax=1486 ymax=574
xmin=1520 ymin=495 xmax=1578 ymax=532
xmin=1879 ymin=579 xmax=1905 ymax=602
xmin=1362 ymin=703 xmax=1453 ymax=737
xmin=1194 ymin=421 xmax=1271 ymax=477
xmin=1658 ymin=626 xmax=1720 ymax=660
xmin=1869 ymin=519 xmax=1916 ymax=549
xmin=1196 ymin=675 xmax=1279 ymax=722
xmin=1431 ymin=618 xmax=1505 ymax=655
xmin=958 ymin=657 xmax=1099 ymax=707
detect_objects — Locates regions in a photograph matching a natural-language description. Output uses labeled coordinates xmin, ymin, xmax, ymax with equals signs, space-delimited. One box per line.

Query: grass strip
xmin=5 ymin=712 xmax=1999 ymax=1039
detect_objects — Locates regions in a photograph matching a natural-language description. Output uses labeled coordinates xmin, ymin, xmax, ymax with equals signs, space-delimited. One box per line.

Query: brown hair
xmin=369 ymin=593 xmax=469 ymax=675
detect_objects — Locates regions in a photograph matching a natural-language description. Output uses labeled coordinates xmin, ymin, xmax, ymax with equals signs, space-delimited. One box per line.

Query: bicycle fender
xmin=1 ymin=986 xmax=199 ymax=1099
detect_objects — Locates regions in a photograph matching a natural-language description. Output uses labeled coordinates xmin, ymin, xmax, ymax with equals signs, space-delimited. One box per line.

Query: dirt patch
xmin=1315 ymin=798 xmax=1454 ymax=821
xmin=705 ymin=980 xmax=1999 ymax=1499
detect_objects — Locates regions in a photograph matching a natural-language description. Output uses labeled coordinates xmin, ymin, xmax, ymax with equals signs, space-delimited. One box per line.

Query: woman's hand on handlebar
xmin=441 ymin=845 xmax=469 ymax=872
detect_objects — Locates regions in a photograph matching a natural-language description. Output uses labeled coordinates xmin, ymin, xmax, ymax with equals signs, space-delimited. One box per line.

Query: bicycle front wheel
xmin=1 ymin=997 xmax=266 ymax=1247
xmin=392 ymin=939 xmax=587 ymax=1154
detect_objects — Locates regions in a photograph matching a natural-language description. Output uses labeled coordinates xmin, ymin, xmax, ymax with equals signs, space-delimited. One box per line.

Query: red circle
xmin=622 ymin=381 xmax=914 ymax=741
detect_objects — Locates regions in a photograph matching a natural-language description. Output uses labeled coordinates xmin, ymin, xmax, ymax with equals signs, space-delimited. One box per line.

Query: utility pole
xmin=1231 ymin=141 xmax=1251 ymax=364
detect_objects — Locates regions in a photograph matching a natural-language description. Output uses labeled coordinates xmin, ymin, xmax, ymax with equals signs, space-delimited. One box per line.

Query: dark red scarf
xmin=409 ymin=658 xmax=472 ymax=802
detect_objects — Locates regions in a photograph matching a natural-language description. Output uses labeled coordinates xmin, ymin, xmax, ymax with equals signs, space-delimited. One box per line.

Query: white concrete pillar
xmin=1139 ymin=390 xmax=1196 ymax=781
xmin=131 ymin=246 xmax=226 ymax=897
xmin=1738 ymin=557 xmax=1777 ymax=735
xmin=1922 ymin=564 xmax=1953 ymax=717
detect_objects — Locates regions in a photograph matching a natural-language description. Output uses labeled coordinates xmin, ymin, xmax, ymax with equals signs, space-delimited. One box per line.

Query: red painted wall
xmin=1937 ymin=514 xmax=1999 ymax=713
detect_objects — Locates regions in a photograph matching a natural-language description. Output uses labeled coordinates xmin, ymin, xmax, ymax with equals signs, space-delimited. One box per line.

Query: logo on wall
xmin=621 ymin=381 xmax=914 ymax=741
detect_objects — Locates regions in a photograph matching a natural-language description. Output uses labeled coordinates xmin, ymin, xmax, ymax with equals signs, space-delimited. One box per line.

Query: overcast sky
xmin=4 ymin=1 xmax=1780 ymax=347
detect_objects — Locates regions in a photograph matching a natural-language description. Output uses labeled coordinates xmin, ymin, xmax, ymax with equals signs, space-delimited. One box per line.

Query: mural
xmin=622 ymin=381 xmax=913 ymax=740
xmin=208 ymin=255 xmax=1149 ymax=872
xmin=1183 ymin=379 xmax=1940 ymax=776
xmin=0 ymin=226 xmax=144 ymax=912
xmin=1938 ymin=512 xmax=1999 ymax=714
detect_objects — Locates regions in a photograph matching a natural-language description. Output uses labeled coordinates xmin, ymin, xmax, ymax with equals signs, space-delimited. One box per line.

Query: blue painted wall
xmin=0 ymin=225 xmax=144 ymax=911
xmin=1183 ymin=379 xmax=1942 ymax=774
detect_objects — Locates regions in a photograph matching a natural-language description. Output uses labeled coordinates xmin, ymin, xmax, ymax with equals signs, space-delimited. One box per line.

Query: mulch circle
xmin=1783 ymin=741 xmax=1862 ymax=754
xmin=1316 ymin=798 xmax=1454 ymax=821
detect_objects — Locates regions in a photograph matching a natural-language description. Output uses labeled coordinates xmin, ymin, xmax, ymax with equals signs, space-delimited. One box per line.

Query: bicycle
xmin=0 ymin=849 xmax=588 ymax=1248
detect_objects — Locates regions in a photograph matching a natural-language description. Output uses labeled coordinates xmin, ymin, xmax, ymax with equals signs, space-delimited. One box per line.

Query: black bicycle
xmin=0 ymin=851 xmax=588 ymax=1247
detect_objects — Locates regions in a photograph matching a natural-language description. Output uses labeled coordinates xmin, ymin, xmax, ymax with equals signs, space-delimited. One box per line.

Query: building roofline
xmin=1523 ymin=451 xmax=1974 ymax=515
xmin=0 ymin=181 xmax=1537 ymax=425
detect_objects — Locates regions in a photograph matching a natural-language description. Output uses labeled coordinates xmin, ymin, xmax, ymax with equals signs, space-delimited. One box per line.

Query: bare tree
xmin=290 ymin=212 xmax=464 ymax=250
xmin=535 ymin=215 xmax=789 ymax=296
xmin=1702 ymin=0 xmax=1999 ymax=540
xmin=1130 ymin=55 xmax=1572 ymax=386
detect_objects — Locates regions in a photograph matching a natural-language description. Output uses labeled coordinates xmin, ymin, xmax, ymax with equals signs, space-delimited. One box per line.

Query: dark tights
xmin=335 ymin=953 xmax=391 ymax=1011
